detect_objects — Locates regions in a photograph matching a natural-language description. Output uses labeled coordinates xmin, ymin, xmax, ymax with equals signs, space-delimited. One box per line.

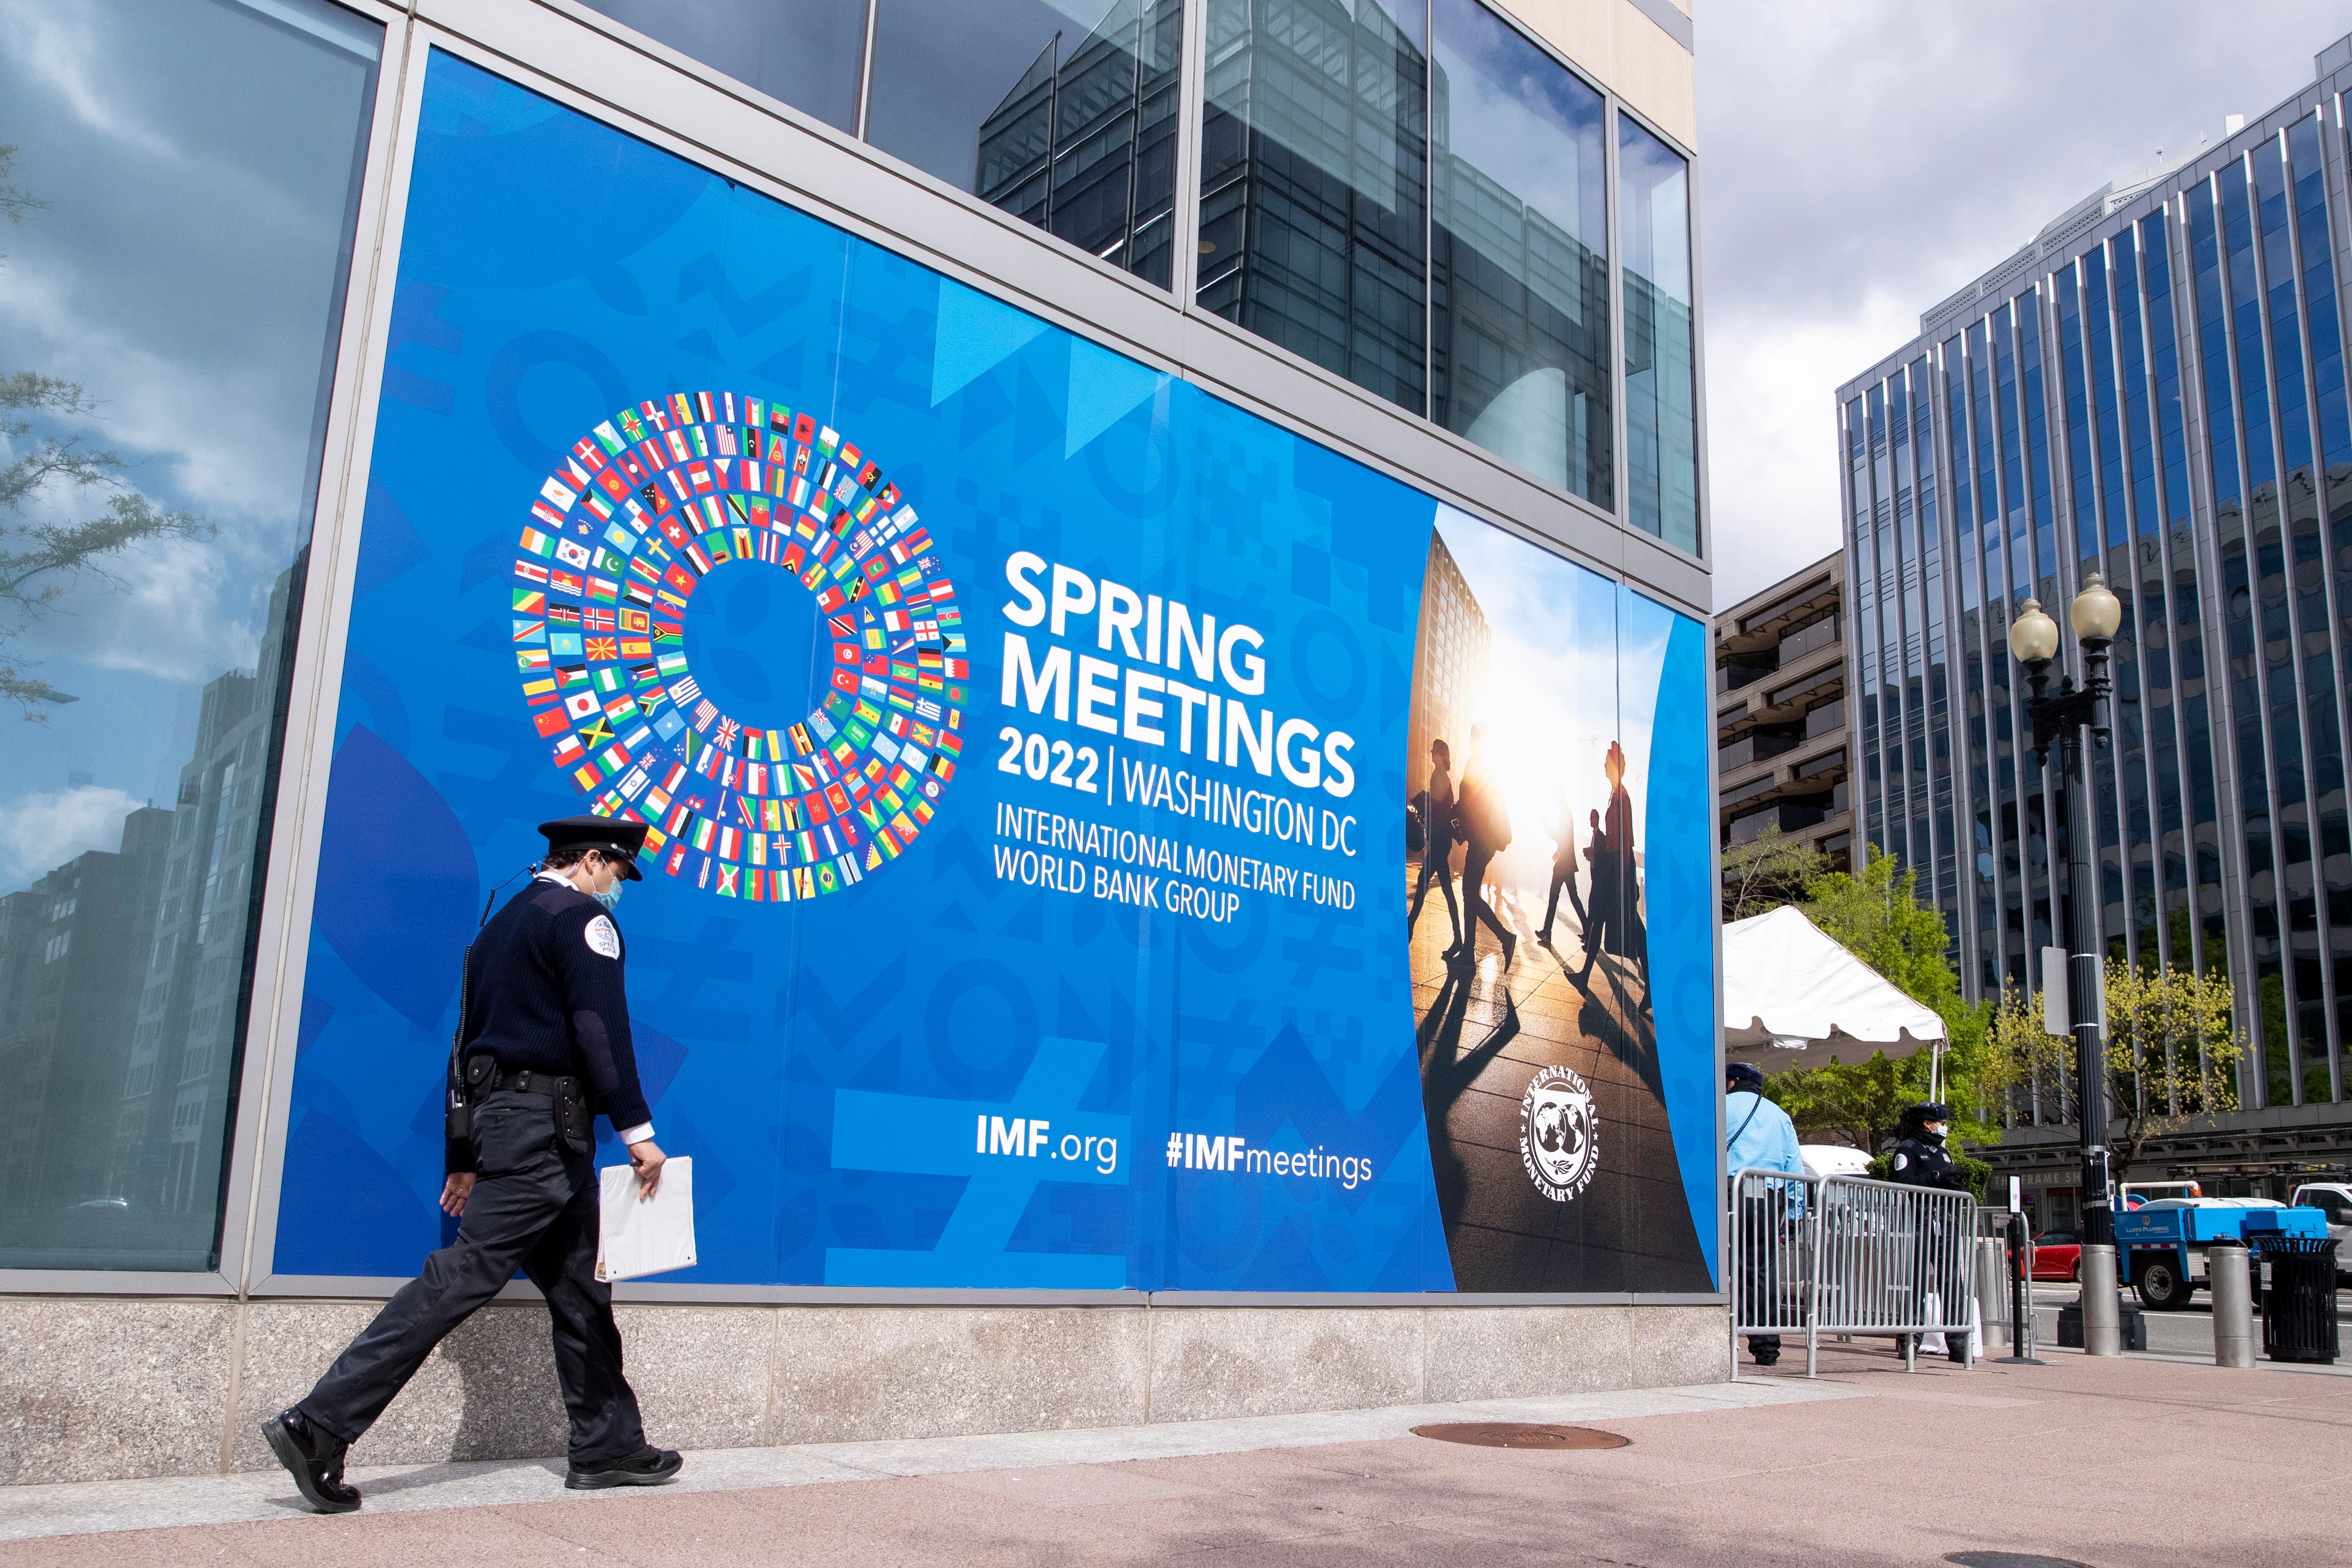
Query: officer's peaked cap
xmin=536 ymin=815 xmax=647 ymax=879
xmin=1900 ymin=1101 xmax=1953 ymax=1124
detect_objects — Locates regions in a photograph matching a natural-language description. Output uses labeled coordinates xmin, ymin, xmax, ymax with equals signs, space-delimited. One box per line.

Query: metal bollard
xmin=1975 ymin=1237 xmax=2011 ymax=1348
xmin=2210 ymin=1239 xmax=2256 ymax=1368
xmin=2080 ymin=1244 xmax=2121 ymax=1356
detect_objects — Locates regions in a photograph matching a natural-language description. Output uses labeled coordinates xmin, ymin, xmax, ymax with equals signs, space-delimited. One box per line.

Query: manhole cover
xmin=1945 ymin=1554 xmax=2095 ymax=1568
xmin=1409 ymin=1422 xmax=1629 ymax=1450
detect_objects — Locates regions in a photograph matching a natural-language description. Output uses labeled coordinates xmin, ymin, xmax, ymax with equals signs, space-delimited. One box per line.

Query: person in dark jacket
xmin=1888 ymin=1102 xmax=1968 ymax=1193
xmin=1454 ymin=724 xmax=1516 ymax=968
xmin=261 ymin=816 xmax=682 ymax=1512
xmin=1887 ymin=1101 xmax=1970 ymax=1364
xmin=1406 ymin=738 xmax=1463 ymax=955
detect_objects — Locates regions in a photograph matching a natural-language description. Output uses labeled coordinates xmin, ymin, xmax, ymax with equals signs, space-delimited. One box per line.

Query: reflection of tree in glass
xmin=0 ymin=145 xmax=210 ymax=721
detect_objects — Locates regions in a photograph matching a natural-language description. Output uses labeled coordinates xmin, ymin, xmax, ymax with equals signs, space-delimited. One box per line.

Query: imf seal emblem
xmin=1519 ymin=1064 xmax=1598 ymax=1203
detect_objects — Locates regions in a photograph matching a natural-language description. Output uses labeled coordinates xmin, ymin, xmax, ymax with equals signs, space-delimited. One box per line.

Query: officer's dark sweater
xmin=1887 ymin=1134 xmax=1966 ymax=1191
xmin=450 ymin=875 xmax=651 ymax=1170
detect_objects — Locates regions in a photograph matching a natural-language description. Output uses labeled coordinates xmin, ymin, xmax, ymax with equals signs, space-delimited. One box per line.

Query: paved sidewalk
xmin=3 ymin=1348 xmax=2346 ymax=1566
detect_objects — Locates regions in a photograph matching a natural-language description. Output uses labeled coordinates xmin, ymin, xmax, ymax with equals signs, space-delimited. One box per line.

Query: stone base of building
xmin=0 ymin=1299 xmax=1727 ymax=1486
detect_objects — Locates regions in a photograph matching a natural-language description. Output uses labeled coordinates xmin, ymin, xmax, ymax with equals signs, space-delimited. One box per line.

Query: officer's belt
xmin=466 ymin=1056 xmax=581 ymax=1101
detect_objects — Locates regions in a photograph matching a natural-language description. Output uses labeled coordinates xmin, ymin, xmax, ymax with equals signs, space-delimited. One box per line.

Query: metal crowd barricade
xmin=1730 ymin=1169 xmax=1978 ymax=1378
xmin=1729 ymin=1168 xmax=1823 ymax=1377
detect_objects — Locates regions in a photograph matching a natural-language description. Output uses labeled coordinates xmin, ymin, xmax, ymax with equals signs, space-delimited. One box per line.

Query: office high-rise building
xmin=1838 ymin=34 xmax=2352 ymax=1193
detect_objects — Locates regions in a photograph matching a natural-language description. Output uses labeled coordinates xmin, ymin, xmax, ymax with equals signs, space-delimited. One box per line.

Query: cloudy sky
xmin=1697 ymin=1 xmax=2351 ymax=608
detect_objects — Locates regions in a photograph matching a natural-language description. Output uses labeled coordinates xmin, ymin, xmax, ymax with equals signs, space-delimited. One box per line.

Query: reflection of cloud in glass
xmin=0 ymin=0 xmax=376 ymax=880
xmin=0 ymin=783 xmax=140 ymax=885
xmin=1432 ymin=504 xmax=1627 ymax=895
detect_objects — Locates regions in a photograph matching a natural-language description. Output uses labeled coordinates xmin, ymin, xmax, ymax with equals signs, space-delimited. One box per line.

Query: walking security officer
xmin=262 ymin=817 xmax=682 ymax=1512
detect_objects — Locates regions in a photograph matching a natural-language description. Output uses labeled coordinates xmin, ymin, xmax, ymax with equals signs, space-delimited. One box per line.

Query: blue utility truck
xmin=2115 ymin=1198 xmax=2327 ymax=1310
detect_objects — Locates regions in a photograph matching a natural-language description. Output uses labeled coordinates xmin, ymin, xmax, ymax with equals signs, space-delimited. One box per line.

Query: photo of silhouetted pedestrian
xmin=1406 ymin=738 xmax=1463 ymax=954
xmin=1455 ymin=724 xmax=1516 ymax=969
xmin=1535 ymin=786 xmax=1586 ymax=950
xmin=1578 ymin=741 xmax=1646 ymax=982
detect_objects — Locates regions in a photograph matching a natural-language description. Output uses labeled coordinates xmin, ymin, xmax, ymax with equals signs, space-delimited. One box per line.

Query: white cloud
xmin=1698 ymin=1 xmax=2352 ymax=606
xmin=0 ymin=783 xmax=142 ymax=887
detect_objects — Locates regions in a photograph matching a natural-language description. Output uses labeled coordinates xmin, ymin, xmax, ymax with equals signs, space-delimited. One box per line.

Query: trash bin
xmin=2257 ymin=1237 xmax=2340 ymax=1365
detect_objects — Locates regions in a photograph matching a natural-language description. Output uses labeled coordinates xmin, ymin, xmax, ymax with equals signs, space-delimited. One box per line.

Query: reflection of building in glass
xmin=1197 ymin=0 xmax=1429 ymax=417
xmin=1716 ymin=552 xmax=1848 ymax=871
xmin=1407 ymin=531 xmax=1490 ymax=800
xmin=0 ymin=810 xmax=172 ymax=1241
xmin=0 ymin=561 xmax=301 ymax=1269
xmin=974 ymin=0 xmax=1183 ymax=288
xmin=1428 ymin=0 xmax=1610 ymax=506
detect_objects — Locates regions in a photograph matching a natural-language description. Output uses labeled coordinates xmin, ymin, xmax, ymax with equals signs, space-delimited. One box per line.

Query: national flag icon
xmin=549 ymin=632 xmax=585 ymax=659
xmin=565 ymin=691 xmax=601 ymax=721
xmin=553 ymin=734 xmax=587 ymax=767
xmin=517 ymin=649 xmax=550 ymax=671
xmin=515 ymin=559 xmax=551 ymax=586
xmin=512 ymin=620 xmax=547 ymax=644
xmin=520 ymin=527 xmax=556 ymax=557
xmin=585 ymin=636 xmax=619 ymax=661
xmin=534 ymin=708 xmax=571 ymax=739
xmin=540 ymin=477 xmax=579 ymax=511
xmin=513 ymin=588 xmax=547 ymax=614
xmin=554 ymin=538 xmax=592 ymax=569
xmin=550 ymin=570 xmax=585 ymax=597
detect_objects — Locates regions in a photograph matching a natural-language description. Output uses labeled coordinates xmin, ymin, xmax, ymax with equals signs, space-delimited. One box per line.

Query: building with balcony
xmin=1837 ymin=33 xmax=2352 ymax=1216
xmin=1718 ymin=552 xmax=1850 ymax=869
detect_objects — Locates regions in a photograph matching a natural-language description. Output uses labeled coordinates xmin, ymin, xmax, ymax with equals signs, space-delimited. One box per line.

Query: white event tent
xmin=1721 ymin=905 xmax=1949 ymax=1088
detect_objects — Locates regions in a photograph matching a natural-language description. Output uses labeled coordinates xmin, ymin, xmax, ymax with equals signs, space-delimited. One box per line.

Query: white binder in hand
xmin=595 ymin=1155 xmax=696 ymax=1282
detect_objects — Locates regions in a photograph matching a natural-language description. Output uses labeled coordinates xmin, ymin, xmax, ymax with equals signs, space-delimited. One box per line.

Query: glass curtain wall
xmin=0 ymin=0 xmax=380 ymax=1269
xmin=1617 ymin=119 xmax=1695 ymax=551
xmin=1851 ymin=106 xmax=2352 ymax=1115
xmin=1196 ymin=0 xmax=1429 ymax=415
xmin=871 ymin=0 xmax=1184 ymax=287
xmin=1427 ymin=0 xmax=1609 ymax=505
xmin=577 ymin=0 xmax=1701 ymax=549
xmin=576 ymin=1 xmax=868 ymax=133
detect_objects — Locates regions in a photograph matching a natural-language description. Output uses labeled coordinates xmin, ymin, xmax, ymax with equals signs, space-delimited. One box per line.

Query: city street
xmin=2 ymin=1350 xmax=2345 ymax=1566
xmin=2025 ymin=1282 xmax=2352 ymax=1356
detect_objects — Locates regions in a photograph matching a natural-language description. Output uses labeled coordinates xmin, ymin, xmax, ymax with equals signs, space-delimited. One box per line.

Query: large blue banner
xmin=273 ymin=50 xmax=1715 ymax=1294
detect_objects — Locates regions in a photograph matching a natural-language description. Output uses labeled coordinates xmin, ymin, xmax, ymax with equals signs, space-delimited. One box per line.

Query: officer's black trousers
xmin=297 ymin=1089 xmax=645 ymax=1463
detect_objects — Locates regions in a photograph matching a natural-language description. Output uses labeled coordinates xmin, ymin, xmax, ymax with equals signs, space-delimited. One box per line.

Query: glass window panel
xmin=1196 ymin=0 xmax=1428 ymax=410
xmin=1619 ymin=117 xmax=1696 ymax=552
xmin=1426 ymin=0 xmax=1606 ymax=503
xmin=576 ymin=0 xmax=865 ymax=134
xmin=0 ymin=0 xmax=379 ymax=1270
xmin=869 ymin=0 xmax=1184 ymax=288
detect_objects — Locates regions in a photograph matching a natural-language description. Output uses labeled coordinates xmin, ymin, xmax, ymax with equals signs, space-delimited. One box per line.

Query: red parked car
xmin=2030 ymin=1231 xmax=2081 ymax=1281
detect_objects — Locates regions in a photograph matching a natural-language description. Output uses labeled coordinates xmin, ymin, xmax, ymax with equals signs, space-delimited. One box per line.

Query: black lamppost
xmin=2007 ymin=572 xmax=2123 ymax=1356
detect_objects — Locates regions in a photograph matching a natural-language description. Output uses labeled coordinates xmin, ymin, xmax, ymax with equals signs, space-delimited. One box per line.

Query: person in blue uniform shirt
xmin=262 ymin=816 xmax=682 ymax=1513
xmin=1726 ymin=1061 xmax=1804 ymax=1367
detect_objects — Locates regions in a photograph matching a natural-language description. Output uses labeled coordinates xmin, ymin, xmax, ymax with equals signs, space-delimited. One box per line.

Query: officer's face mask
xmin=589 ymin=855 xmax=625 ymax=913
xmin=1925 ymin=1122 xmax=1948 ymax=1140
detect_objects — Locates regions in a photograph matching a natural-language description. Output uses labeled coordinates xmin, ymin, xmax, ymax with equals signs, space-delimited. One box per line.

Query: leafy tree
xmin=1 ymin=145 xmax=210 ymax=721
xmin=1758 ymin=846 xmax=1996 ymax=1155
xmin=1720 ymin=823 xmax=1828 ymax=923
xmin=1981 ymin=961 xmax=2243 ymax=1176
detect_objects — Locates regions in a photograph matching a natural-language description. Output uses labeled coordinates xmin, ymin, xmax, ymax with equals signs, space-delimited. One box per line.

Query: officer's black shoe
xmin=566 ymin=1445 xmax=684 ymax=1490
xmin=262 ymin=1408 xmax=362 ymax=1514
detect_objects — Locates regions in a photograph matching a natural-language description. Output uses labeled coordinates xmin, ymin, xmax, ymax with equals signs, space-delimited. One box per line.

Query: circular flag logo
xmin=510 ymin=388 xmax=966 ymax=902
xmin=1519 ymin=1064 xmax=1598 ymax=1203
